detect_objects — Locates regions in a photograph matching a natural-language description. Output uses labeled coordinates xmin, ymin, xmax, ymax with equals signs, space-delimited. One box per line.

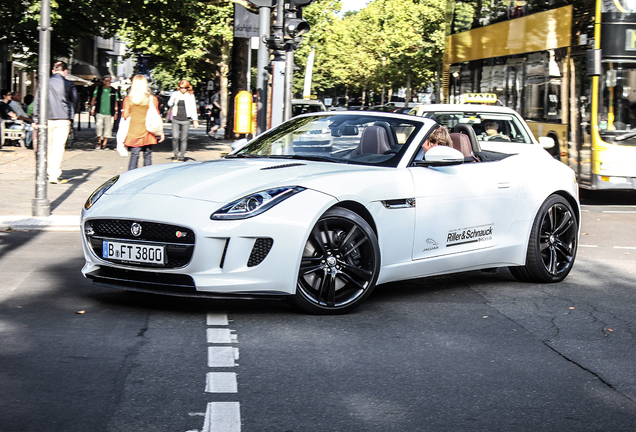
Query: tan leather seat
xmin=449 ymin=132 xmax=474 ymax=157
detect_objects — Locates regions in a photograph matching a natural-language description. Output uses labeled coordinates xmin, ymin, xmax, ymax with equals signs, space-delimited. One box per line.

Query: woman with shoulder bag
xmin=167 ymin=79 xmax=199 ymax=161
xmin=120 ymin=74 xmax=165 ymax=170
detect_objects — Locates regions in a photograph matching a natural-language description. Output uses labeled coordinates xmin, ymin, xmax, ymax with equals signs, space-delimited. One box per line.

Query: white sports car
xmin=81 ymin=111 xmax=580 ymax=314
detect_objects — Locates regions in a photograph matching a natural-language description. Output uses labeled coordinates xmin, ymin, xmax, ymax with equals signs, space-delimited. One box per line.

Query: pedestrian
xmin=33 ymin=61 xmax=80 ymax=184
xmin=121 ymin=74 xmax=164 ymax=170
xmin=0 ymin=89 xmax=18 ymax=120
xmin=167 ymin=80 xmax=199 ymax=161
xmin=208 ymin=88 xmax=222 ymax=139
xmin=90 ymin=75 xmax=120 ymax=149
xmin=9 ymin=91 xmax=34 ymax=148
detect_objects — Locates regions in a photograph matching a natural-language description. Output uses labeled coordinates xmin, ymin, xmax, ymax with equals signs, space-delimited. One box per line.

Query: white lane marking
xmin=202 ymin=402 xmax=241 ymax=432
xmin=208 ymin=347 xmax=239 ymax=367
xmin=602 ymin=211 xmax=636 ymax=214
xmin=207 ymin=313 xmax=229 ymax=326
xmin=207 ymin=328 xmax=237 ymax=344
xmin=614 ymin=246 xmax=636 ymax=250
xmin=206 ymin=372 xmax=238 ymax=393
xmin=579 ymin=245 xmax=598 ymax=248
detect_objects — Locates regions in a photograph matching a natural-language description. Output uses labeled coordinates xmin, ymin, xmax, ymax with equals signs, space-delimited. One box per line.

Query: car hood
xmin=109 ymin=158 xmax=377 ymax=202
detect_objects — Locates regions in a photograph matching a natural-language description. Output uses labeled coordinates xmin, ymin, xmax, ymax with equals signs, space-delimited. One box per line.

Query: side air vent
xmin=261 ymin=163 xmax=306 ymax=170
xmin=247 ymin=238 xmax=274 ymax=267
xmin=382 ymin=198 xmax=416 ymax=209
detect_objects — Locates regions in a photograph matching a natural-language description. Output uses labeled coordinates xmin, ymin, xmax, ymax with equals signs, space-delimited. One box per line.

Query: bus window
xmin=600 ymin=63 xmax=636 ymax=132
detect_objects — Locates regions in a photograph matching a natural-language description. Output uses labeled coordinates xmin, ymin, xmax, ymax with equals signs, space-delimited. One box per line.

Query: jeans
xmin=171 ymin=119 xmax=190 ymax=159
xmin=128 ymin=145 xmax=152 ymax=170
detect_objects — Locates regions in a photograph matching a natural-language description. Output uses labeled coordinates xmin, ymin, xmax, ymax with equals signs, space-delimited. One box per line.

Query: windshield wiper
xmin=268 ymin=154 xmax=346 ymax=163
xmin=614 ymin=131 xmax=636 ymax=142
xmin=225 ymin=153 xmax=263 ymax=158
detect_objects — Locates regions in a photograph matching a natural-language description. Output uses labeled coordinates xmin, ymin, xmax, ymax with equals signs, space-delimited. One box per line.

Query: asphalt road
xmin=1 ymin=199 xmax=635 ymax=432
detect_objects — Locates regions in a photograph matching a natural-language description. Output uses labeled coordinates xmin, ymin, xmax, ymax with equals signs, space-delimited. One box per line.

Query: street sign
xmin=234 ymin=5 xmax=259 ymax=38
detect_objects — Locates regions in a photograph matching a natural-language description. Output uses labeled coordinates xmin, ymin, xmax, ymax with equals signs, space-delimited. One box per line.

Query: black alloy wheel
xmin=294 ymin=207 xmax=380 ymax=314
xmin=510 ymin=194 xmax=578 ymax=283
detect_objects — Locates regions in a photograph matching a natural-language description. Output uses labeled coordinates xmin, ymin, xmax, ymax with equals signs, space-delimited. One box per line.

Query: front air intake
xmin=247 ymin=238 xmax=273 ymax=267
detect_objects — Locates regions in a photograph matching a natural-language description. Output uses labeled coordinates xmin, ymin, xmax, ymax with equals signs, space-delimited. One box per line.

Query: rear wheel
xmin=294 ymin=207 xmax=380 ymax=314
xmin=510 ymin=194 xmax=578 ymax=283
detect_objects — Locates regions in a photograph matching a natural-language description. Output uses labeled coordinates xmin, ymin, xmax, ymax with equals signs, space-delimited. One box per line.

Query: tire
xmin=510 ymin=194 xmax=578 ymax=283
xmin=293 ymin=207 xmax=380 ymax=314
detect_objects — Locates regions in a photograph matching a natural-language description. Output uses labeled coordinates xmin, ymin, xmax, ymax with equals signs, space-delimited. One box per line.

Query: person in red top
xmin=122 ymin=74 xmax=164 ymax=170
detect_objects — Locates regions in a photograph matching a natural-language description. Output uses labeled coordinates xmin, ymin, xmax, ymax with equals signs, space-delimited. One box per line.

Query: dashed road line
xmin=206 ymin=372 xmax=238 ymax=393
xmin=208 ymin=346 xmax=239 ymax=367
xmin=207 ymin=328 xmax=237 ymax=344
xmin=189 ymin=313 xmax=241 ymax=432
xmin=202 ymin=402 xmax=241 ymax=432
xmin=207 ymin=313 xmax=229 ymax=326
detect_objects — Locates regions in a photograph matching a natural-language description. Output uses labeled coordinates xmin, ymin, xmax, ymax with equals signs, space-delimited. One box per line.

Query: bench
xmin=1 ymin=119 xmax=27 ymax=148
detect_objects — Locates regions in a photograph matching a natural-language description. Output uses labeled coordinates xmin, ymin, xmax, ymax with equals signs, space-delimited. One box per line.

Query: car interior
xmin=422 ymin=112 xmax=533 ymax=144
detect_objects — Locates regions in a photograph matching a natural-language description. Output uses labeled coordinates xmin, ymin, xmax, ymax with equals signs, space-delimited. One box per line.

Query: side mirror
xmin=417 ymin=146 xmax=464 ymax=166
xmin=230 ymin=138 xmax=248 ymax=153
xmin=538 ymin=136 xmax=555 ymax=149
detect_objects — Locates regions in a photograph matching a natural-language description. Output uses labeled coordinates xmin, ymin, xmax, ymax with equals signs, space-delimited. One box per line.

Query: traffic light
xmin=285 ymin=18 xmax=310 ymax=39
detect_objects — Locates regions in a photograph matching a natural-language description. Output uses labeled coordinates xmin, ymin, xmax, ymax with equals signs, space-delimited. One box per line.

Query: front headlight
xmin=84 ymin=175 xmax=119 ymax=210
xmin=211 ymin=186 xmax=305 ymax=220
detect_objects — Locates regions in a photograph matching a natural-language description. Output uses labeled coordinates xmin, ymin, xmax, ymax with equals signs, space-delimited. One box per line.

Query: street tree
xmin=0 ymin=0 xmax=123 ymax=66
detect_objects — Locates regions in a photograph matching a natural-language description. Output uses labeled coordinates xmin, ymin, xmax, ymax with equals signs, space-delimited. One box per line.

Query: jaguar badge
xmin=131 ymin=222 xmax=142 ymax=237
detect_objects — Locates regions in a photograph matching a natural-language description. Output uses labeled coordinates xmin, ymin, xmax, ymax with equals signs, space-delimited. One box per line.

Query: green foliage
xmin=2 ymin=0 xmax=447 ymax=100
xmin=116 ymin=0 xmax=234 ymax=87
xmin=292 ymin=0 xmax=446 ymax=99
xmin=1 ymin=0 xmax=124 ymax=67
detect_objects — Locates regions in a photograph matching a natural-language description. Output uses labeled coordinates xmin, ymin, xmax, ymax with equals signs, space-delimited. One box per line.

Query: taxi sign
xmin=462 ymin=93 xmax=498 ymax=104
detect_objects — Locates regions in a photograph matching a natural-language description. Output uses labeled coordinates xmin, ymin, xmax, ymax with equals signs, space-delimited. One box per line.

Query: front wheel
xmin=293 ymin=207 xmax=380 ymax=314
xmin=510 ymin=194 xmax=578 ymax=283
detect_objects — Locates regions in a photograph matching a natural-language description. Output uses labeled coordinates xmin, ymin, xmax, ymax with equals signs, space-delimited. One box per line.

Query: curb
xmin=0 ymin=215 xmax=80 ymax=232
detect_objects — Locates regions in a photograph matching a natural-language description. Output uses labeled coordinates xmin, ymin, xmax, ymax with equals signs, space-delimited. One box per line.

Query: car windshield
xmin=232 ymin=114 xmax=423 ymax=167
xmin=422 ymin=111 xmax=533 ymax=144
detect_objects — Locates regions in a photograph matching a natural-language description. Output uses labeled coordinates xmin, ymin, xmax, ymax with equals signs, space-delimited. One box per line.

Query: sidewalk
xmin=0 ymin=118 xmax=231 ymax=231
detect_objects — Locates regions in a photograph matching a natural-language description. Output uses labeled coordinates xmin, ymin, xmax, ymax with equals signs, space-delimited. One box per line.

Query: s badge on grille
xmin=131 ymin=222 xmax=142 ymax=237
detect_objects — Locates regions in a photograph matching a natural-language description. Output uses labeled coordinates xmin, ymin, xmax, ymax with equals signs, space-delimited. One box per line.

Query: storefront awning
xmin=66 ymin=74 xmax=93 ymax=86
xmin=70 ymin=63 xmax=101 ymax=81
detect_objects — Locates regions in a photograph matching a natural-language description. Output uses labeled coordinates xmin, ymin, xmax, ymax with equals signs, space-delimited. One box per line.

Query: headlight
xmin=211 ymin=187 xmax=305 ymax=220
xmin=84 ymin=175 xmax=119 ymax=210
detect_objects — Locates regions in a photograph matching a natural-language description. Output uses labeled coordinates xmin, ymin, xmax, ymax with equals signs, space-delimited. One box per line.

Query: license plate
xmin=102 ymin=241 xmax=165 ymax=265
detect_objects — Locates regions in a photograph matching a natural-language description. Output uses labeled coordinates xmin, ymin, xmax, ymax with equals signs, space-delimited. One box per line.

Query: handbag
xmin=212 ymin=106 xmax=221 ymax=116
xmin=145 ymin=97 xmax=164 ymax=135
xmin=116 ymin=116 xmax=129 ymax=157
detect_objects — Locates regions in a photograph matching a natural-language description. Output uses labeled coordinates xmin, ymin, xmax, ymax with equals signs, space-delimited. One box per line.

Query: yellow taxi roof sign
xmin=462 ymin=93 xmax=498 ymax=104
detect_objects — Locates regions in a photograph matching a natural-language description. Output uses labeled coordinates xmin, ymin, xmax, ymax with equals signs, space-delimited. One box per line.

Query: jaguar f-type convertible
xmin=81 ymin=111 xmax=579 ymax=314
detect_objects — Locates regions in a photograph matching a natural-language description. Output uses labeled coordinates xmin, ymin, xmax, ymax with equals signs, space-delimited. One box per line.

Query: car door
xmin=409 ymin=160 xmax=520 ymax=261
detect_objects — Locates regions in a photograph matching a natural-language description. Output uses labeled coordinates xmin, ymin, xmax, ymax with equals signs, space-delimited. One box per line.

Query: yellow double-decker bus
xmin=443 ymin=0 xmax=636 ymax=190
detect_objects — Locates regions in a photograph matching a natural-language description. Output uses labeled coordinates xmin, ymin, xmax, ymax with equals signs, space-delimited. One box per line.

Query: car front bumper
xmin=81 ymin=189 xmax=336 ymax=297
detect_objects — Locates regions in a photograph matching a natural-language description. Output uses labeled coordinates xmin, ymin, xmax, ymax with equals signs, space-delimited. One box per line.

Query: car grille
xmin=85 ymin=219 xmax=195 ymax=269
